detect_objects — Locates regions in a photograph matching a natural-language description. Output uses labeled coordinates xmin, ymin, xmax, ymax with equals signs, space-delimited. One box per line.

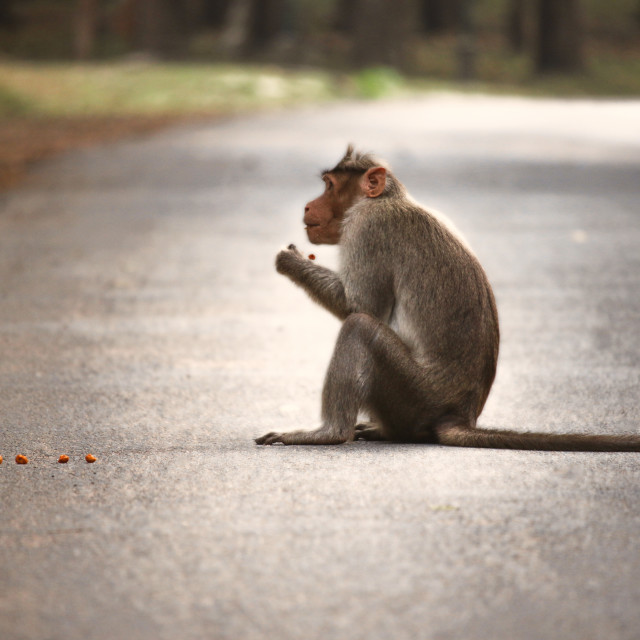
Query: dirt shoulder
xmin=0 ymin=114 xmax=210 ymax=191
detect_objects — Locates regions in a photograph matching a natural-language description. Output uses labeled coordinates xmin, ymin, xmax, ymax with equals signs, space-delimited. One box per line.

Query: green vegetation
xmin=353 ymin=67 xmax=406 ymax=99
xmin=456 ymin=40 xmax=640 ymax=97
xmin=1 ymin=44 xmax=639 ymax=123
xmin=0 ymin=62 xmax=344 ymax=119
xmin=0 ymin=84 xmax=36 ymax=117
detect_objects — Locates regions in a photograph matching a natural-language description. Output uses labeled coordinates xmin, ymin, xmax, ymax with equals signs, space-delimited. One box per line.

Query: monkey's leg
xmin=256 ymin=313 xmax=373 ymax=445
xmin=256 ymin=313 xmax=433 ymax=445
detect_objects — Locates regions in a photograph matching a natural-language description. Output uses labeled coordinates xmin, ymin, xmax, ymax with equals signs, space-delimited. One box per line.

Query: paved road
xmin=1 ymin=95 xmax=640 ymax=640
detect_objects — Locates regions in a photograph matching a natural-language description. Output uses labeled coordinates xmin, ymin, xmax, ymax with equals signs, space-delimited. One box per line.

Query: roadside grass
xmin=0 ymin=48 xmax=639 ymax=190
xmin=0 ymin=62 xmax=350 ymax=189
xmin=0 ymin=62 xmax=342 ymax=119
xmin=411 ymin=37 xmax=640 ymax=97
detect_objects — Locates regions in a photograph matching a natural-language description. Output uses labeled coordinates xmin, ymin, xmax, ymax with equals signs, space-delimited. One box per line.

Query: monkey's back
xmin=341 ymin=196 xmax=499 ymax=415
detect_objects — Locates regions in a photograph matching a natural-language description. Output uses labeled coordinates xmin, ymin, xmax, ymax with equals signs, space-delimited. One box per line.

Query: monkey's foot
xmin=255 ymin=432 xmax=285 ymax=445
xmin=354 ymin=422 xmax=388 ymax=441
xmin=255 ymin=428 xmax=348 ymax=445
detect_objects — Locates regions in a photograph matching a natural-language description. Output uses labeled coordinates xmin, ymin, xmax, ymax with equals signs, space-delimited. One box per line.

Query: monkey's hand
xmin=275 ymin=244 xmax=305 ymax=276
xmin=274 ymin=244 xmax=349 ymax=320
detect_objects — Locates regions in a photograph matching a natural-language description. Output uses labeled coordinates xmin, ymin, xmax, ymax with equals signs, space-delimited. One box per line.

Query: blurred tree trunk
xmin=420 ymin=0 xmax=459 ymax=34
xmin=244 ymin=0 xmax=285 ymax=54
xmin=75 ymin=0 xmax=98 ymax=59
xmin=535 ymin=0 xmax=585 ymax=72
xmin=202 ymin=0 xmax=233 ymax=28
xmin=0 ymin=0 xmax=17 ymax=29
xmin=216 ymin=0 xmax=251 ymax=54
xmin=333 ymin=0 xmax=357 ymax=34
xmin=352 ymin=0 xmax=418 ymax=69
xmin=135 ymin=0 xmax=189 ymax=57
xmin=457 ymin=0 xmax=475 ymax=80
xmin=507 ymin=0 xmax=527 ymax=51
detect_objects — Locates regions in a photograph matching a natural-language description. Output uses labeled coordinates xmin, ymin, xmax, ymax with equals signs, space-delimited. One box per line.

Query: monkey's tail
xmin=435 ymin=424 xmax=640 ymax=452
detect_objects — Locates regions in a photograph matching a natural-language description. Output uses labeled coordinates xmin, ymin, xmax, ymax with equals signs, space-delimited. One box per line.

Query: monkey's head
xmin=304 ymin=145 xmax=389 ymax=245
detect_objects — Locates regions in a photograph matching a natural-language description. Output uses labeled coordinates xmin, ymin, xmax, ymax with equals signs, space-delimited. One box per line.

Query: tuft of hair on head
xmin=325 ymin=144 xmax=389 ymax=175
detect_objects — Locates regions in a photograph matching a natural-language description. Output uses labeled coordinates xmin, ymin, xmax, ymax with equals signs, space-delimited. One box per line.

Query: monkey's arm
xmin=275 ymin=245 xmax=350 ymax=320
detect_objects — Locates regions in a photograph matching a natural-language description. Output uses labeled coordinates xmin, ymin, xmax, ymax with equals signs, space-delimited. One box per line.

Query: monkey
xmin=255 ymin=145 xmax=640 ymax=451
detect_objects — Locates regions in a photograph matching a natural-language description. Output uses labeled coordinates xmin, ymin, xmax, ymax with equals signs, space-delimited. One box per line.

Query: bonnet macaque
xmin=256 ymin=146 xmax=640 ymax=451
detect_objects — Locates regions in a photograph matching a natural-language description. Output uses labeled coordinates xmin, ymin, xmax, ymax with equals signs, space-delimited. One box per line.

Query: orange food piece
xmin=85 ymin=454 xmax=97 ymax=463
xmin=58 ymin=455 xmax=70 ymax=464
xmin=15 ymin=454 xmax=28 ymax=465
xmin=308 ymin=254 xmax=316 ymax=260
xmin=0 ymin=455 xmax=3 ymax=464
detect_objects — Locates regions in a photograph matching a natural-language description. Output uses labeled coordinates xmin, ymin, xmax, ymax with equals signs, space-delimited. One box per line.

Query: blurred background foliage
xmin=0 ymin=0 xmax=638 ymax=90
xmin=0 ymin=0 xmax=638 ymax=188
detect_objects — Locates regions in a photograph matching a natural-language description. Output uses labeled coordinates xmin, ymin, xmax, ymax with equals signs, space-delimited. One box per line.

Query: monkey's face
xmin=304 ymin=172 xmax=362 ymax=245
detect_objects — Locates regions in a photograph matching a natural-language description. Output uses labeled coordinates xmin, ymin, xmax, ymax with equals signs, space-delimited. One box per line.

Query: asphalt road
xmin=1 ymin=94 xmax=640 ymax=640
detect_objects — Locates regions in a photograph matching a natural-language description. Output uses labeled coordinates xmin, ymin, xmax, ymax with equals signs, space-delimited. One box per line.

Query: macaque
xmin=256 ymin=146 xmax=640 ymax=451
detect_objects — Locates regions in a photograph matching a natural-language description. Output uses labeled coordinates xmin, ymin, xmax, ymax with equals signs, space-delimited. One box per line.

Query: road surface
xmin=1 ymin=94 xmax=640 ymax=640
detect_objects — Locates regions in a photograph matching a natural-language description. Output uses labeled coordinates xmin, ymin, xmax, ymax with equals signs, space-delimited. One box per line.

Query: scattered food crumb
xmin=58 ymin=455 xmax=70 ymax=464
xmin=308 ymin=254 xmax=316 ymax=260
xmin=15 ymin=454 xmax=29 ymax=465
xmin=0 ymin=455 xmax=3 ymax=464
xmin=85 ymin=454 xmax=97 ymax=463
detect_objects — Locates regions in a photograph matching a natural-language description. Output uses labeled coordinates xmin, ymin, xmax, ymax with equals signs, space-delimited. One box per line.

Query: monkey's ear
xmin=362 ymin=167 xmax=387 ymax=198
